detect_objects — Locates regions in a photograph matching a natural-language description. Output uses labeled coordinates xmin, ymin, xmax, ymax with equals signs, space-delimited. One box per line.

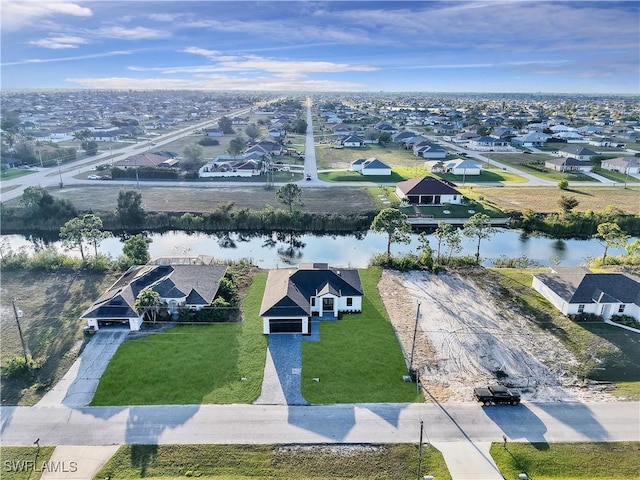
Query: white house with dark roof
xmin=259 ymin=263 xmax=363 ymax=334
xmin=544 ymin=157 xmax=593 ymax=172
xmin=532 ymin=267 xmax=640 ymax=322
xmin=341 ymin=134 xmax=365 ymax=147
xmin=601 ymin=157 xmax=640 ymax=175
xmin=395 ymin=177 xmax=462 ymax=205
xmin=426 ymin=158 xmax=482 ymax=176
xmin=556 ymin=145 xmax=597 ymax=160
xmin=351 ymin=157 xmax=392 ymax=176
xmin=82 ymin=256 xmax=228 ymax=331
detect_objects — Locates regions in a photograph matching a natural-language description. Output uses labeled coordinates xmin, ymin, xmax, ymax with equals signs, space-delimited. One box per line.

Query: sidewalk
xmin=432 ymin=441 xmax=504 ymax=480
xmin=39 ymin=445 xmax=119 ymax=480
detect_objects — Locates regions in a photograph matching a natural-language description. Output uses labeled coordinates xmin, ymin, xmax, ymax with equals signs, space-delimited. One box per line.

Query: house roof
xmin=396 ymin=176 xmax=460 ymax=196
xmin=534 ymin=268 xmax=640 ymax=305
xmin=560 ymin=145 xmax=596 ymax=156
xmin=113 ymin=152 xmax=168 ymax=168
xmin=546 ymin=157 xmax=589 ymax=167
xmin=362 ymin=157 xmax=391 ymax=169
xmin=260 ymin=264 xmax=363 ymax=317
xmin=82 ymin=260 xmax=228 ymax=320
xmin=603 ymin=157 xmax=640 ymax=168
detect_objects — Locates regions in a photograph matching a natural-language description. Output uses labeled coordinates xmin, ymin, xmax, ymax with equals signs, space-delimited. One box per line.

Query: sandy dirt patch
xmin=379 ymin=269 xmax=618 ymax=403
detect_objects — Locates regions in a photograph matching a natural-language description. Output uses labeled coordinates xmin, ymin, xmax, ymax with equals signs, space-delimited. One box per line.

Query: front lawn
xmin=0 ymin=446 xmax=56 ymax=480
xmin=491 ymin=442 xmax=640 ymax=480
xmin=91 ymin=273 xmax=268 ymax=405
xmin=318 ymin=170 xmax=406 ymax=183
xmin=301 ymin=268 xmax=423 ymax=404
xmin=95 ymin=443 xmax=452 ymax=480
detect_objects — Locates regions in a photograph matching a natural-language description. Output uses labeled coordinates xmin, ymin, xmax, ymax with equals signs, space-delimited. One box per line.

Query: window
xmin=346 ymin=297 xmax=353 ymax=307
xmin=618 ymin=304 xmax=626 ymax=313
xmin=577 ymin=304 xmax=585 ymax=313
xmin=311 ymin=297 xmax=315 ymax=307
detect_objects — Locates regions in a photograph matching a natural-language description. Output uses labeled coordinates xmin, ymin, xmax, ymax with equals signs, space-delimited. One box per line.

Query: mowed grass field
xmin=0 ymin=270 xmax=121 ymax=405
xmin=467 ymin=185 xmax=640 ymax=214
xmin=38 ymin=185 xmax=379 ymax=215
xmin=0 ymin=446 xmax=56 ymax=480
xmin=94 ymin=443 xmax=452 ymax=480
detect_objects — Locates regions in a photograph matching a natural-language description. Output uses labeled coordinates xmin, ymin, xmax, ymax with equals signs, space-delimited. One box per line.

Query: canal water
xmin=2 ymin=229 xmax=630 ymax=268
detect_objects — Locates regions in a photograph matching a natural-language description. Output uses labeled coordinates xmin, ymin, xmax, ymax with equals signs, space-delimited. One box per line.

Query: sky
xmin=1 ymin=0 xmax=639 ymax=93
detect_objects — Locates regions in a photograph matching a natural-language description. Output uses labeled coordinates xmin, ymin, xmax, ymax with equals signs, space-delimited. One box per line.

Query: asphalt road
xmin=1 ymin=401 xmax=637 ymax=446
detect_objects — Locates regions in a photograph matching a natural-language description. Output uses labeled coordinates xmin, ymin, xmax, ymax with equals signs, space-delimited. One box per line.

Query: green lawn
xmin=0 ymin=446 xmax=56 ymax=480
xmin=0 ymin=169 xmax=34 ymax=181
xmin=318 ymin=170 xmax=405 ymax=183
xmin=491 ymin=442 xmax=640 ymax=480
xmin=302 ymin=268 xmax=423 ymax=404
xmin=94 ymin=443 xmax=452 ymax=480
xmin=592 ymin=167 xmax=635 ymax=183
xmin=91 ymin=274 xmax=268 ymax=405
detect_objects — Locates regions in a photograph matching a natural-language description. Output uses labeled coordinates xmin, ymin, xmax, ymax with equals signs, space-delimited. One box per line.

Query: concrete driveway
xmin=255 ymin=334 xmax=308 ymax=405
xmin=37 ymin=328 xmax=129 ymax=407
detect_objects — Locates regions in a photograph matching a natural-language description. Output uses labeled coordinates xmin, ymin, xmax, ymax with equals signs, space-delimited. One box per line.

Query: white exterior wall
xmin=351 ymin=163 xmax=364 ymax=172
xmin=362 ymin=167 xmax=392 ymax=176
xmin=129 ymin=317 xmax=144 ymax=331
xmin=87 ymin=318 xmax=99 ymax=330
xmin=199 ymin=169 xmax=254 ymax=178
xmin=452 ymin=167 xmax=481 ymax=175
xmin=336 ymin=296 xmax=362 ymax=312
xmin=532 ymin=277 xmax=569 ymax=314
xmin=344 ymin=141 xmax=363 ymax=147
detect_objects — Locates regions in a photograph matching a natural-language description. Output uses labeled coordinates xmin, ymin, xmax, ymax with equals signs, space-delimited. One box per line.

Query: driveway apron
xmin=255 ymin=334 xmax=308 ymax=405
xmin=37 ymin=328 xmax=129 ymax=407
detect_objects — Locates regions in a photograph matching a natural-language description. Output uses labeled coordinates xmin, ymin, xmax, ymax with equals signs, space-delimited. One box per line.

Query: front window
xmin=311 ymin=297 xmax=316 ymax=307
xmin=346 ymin=297 xmax=353 ymax=307
xmin=577 ymin=304 xmax=585 ymax=313
xmin=618 ymin=304 xmax=626 ymax=313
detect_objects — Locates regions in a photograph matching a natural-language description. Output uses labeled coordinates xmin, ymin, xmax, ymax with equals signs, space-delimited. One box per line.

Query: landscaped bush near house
xmin=198 ymin=137 xmax=220 ymax=146
xmin=568 ymin=312 xmax=602 ymax=323
xmin=609 ymin=314 xmax=640 ymax=329
xmin=1 ymin=355 xmax=40 ymax=379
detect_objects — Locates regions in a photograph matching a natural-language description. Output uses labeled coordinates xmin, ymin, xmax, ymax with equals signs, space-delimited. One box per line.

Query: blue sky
xmin=1 ymin=0 xmax=639 ymax=93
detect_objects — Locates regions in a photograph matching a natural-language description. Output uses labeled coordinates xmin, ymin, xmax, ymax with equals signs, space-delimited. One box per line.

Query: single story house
xmin=532 ymin=267 xmax=640 ymax=322
xmin=544 ymin=157 xmax=593 ymax=172
xmin=511 ymin=132 xmax=550 ymax=147
xmin=259 ymin=263 xmax=363 ymax=334
xmin=113 ymin=152 xmax=175 ymax=168
xmin=414 ymin=142 xmax=447 ymax=159
xmin=341 ymin=134 xmax=365 ymax=147
xmin=350 ymin=157 xmax=392 ymax=176
xmin=427 ymin=158 xmax=482 ymax=176
xmin=82 ymin=256 xmax=228 ymax=331
xmin=395 ymin=176 xmax=462 ymax=205
xmin=556 ymin=146 xmax=597 ymax=160
xmin=204 ymin=128 xmax=224 ymax=137
xmin=468 ymin=136 xmax=509 ymax=151
xmin=600 ymin=157 xmax=640 ymax=175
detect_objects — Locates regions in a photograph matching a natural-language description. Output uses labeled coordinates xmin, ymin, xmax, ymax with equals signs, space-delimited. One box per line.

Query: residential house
xmin=414 ymin=141 xmax=447 ymax=159
xmin=600 ymin=157 xmax=640 ymax=175
xmin=395 ymin=177 xmax=462 ymax=205
xmin=199 ymin=157 xmax=260 ymax=177
xmin=113 ymin=152 xmax=175 ymax=168
xmin=341 ymin=134 xmax=365 ymax=147
xmin=204 ymin=128 xmax=224 ymax=137
xmin=350 ymin=157 xmax=392 ymax=176
xmin=511 ymin=132 xmax=550 ymax=147
xmin=532 ymin=267 xmax=640 ymax=323
xmin=259 ymin=263 xmax=363 ymax=334
xmin=556 ymin=145 xmax=597 ymax=161
xmin=544 ymin=157 xmax=593 ymax=173
xmin=374 ymin=121 xmax=395 ymax=132
xmin=468 ymin=136 xmax=509 ymax=151
xmin=426 ymin=158 xmax=482 ymax=176
xmin=82 ymin=256 xmax=228 ymax=331
xmin=331 ymin=123 xmax=352 ymax=135
xmin=553 ymin=130 xmax=584 ymax=142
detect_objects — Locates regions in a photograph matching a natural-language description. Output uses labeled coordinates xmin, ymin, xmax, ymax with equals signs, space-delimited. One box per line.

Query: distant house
xmin=350 ymin=157 xmax=392 ymax=176
xmin=532 ymin=267 xmax=640 ymax=322
xmin=511 ymin=132 xmax=550 ymax=147
xmin=374 ymin=121 xmax=395 ymax=132
xmin=331 ymin=123 xmax=351 ymax=135
xmin=204 ymin=128 xmax=224 ymax=137
xmin=82 ymin=256 xmax=228 ymax=331
xmin=395 ymin=177 xmax=462 ymax=205
xmin=341 ymin=134 xmax=365 ymax=147
xmin=468 ymin=136 xmax=509 ymax=151
xmin=199 ymin=157 xmax=260 ymax=177
xmin=427 ymin=158 xmax=482 ymax=176
xmin=113 ymin=152 xmax=176 ymax=168
xmin=259 ymin=263 xmax=363 ymax=334
xmin=556 ymin=145 xmax=597 ymax=161
xmin=600 ymin=157 xmax=640 ymax=175
xmin=414 ymin=142 xmax=447 ymax=159
xmin=544 ymin=157 xmax=593 ymax=173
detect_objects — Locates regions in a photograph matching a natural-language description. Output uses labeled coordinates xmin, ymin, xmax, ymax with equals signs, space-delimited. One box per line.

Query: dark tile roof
xmin=546 ymin=157 xmax=590 ymax=167
xmin=534 ymin=268 xmax=640 ymax=305
xmin=260 ymin=265 xmax=363 ymax=317
xmin=396 ymin=176 xmax=460 ymax=196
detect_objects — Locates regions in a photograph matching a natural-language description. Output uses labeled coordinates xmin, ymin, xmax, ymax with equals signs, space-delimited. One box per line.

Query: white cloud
xmin=29 ymin=35 xmax=88 ymax=49
xmin=1 ymin=50 xmax=131 ymax=66
xmin=1 ymin=0 xmax=92 ymax=31
xmin=95 ymin=25 xmax=169 ymax=40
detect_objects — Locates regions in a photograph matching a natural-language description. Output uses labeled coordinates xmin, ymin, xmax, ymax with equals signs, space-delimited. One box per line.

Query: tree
xmin=625 ymin=238 xmax=640 ymax=258
xmin=378 ymin=131 xmax=392 ymax=146
xmin=134 ymin=288 xmax=163 ymax=324
xmin=595 ymin=222 xmax=629 ymax=265
xmin=443 ymin=227 xmax=463 ymax=263
xmin=59 ymin=216 xmax=87 ymax=260
xmin=364 ymin=128 xmax=379 ymax=141
xmin=218 ymin=116 xmax=234 ymax=134
xmin=245 ymin=123 xmax=260 ymax=140
xmin=227 ymin=136 xmax=246 ymax=158
xmin=558 ymin=179 xmax=569 ymax=190
xmin=417 ymin=231 xmax=433 ymax=268
xmin=276 ymin=183 xmax=303 ymax=213
xmin=73 ymin=129 xmax=91 ymax=144
xmin=558 ymin=195 xmax=579 ymax=215
xmin=182 ymin=144 xmax=204 ymax=172
xmin=116 ymin=190 xmax=145 ymax=228
xmin=463 ymin=213 xmax=496 ymax=265
xmin=433 ymin=221 xmax=454 ymax=263
xmin=122 ymin=234 xmax=151 ymax=265
xmin=370 ymin=208 xmax=412 ymax=257
xmin=291 ymin=118 xmax=307 ymax=134
xmin=82 ymin=214 xmax=112 ymax=257
xmin=81 ymin=140 xmax=98 ymax=155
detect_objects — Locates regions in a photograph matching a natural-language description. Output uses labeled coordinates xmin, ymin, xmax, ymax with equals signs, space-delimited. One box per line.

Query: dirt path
xmin=378 ymin=269 xmax=618 ymax=403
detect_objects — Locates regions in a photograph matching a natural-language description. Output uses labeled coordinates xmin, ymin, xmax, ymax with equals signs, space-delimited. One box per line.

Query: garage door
xmin=269 ymin=318 xmax=303 ymax=334
xmin=98 ymin=319 xmax=130 ymax=328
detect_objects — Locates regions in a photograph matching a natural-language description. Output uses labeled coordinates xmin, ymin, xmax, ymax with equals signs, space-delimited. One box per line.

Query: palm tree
xmin=134 ymin=288 xmax=163 ymax=324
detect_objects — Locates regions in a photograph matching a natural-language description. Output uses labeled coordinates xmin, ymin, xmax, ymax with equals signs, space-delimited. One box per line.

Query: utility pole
xmin=416 ymin=420 xmax=424 ymax=480
xmin=409 ymin=301 xmax=421 ymax=380
xmin=11 ymin=299 xmax=29 ymax=364
xmin=57 ymin=159 xmax=64 ymax=188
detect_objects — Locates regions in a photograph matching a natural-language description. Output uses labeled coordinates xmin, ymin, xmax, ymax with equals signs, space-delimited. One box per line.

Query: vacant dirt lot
xmin=378 ymin=269 xmax=618 ymax=403
xmin=46 ymin=185 xmax=378 ymax=215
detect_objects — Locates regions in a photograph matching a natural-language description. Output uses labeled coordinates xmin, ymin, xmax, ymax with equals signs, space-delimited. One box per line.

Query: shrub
xmin=197 ymin=137 xmax=219 ymax=146
xmin=558 ymin=179 xmax=569 ymax=190
xmin=609 ymin=314 xmax=640 ymax=329
xmin=2 ymin=355 xmax=40 ymax=378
